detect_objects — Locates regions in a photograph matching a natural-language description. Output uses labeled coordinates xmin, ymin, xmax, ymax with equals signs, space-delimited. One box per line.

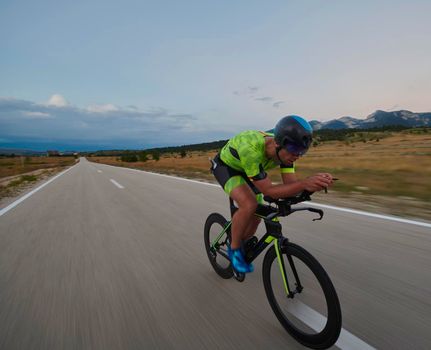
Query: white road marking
xmin=0 ymin=164 xmax=78 ymax=217
xmin=97 ymin=163 xmax=431 ymax=228
xmin=94 ymin=163 xmax=418 ymax=347
xmin=0 ymin=158 xmax=380 ymax=349
xmin=110 ymin=179 xmax=124 ymax=189
xmin=302 ymin=202 xmax=431 ymax=229
xmin=125 ymin=166 xmax=218 ymax=186
xmin=93 ymin=162 xmax=427 ymax=348
xmin=100 ymin=163 xmax=219 ymax=186
xmin=97 ymin=170 xmax=102 ymax=173
xmin=288 ymin=301 xmax=376 ymax=350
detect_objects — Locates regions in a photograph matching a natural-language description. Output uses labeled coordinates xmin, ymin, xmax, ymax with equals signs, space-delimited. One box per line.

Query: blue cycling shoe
xmin=228 ymin=247 xmax=254 ymax=273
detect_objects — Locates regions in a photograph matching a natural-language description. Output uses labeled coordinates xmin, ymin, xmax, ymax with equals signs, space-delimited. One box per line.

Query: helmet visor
xmin=285 ymin=143 xmax=309 ymax=156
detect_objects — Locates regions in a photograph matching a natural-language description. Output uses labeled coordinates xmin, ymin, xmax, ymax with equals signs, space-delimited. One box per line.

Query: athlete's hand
xmin=315 ymin=173 xmax=334 ymax=185
xmin=301 ymin=174 xmax=333 ymax=192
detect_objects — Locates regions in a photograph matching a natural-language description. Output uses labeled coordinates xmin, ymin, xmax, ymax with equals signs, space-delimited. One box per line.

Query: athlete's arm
xmin=279 ymin=162 xmax=296 ymax=185
xmin=281 ymin=172 xmax=297 ymax=185
xmin=253 ymin=174 xmax=332 ymax=199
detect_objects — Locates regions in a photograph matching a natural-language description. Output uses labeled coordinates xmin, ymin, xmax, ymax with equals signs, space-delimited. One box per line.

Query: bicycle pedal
xmin=233 ymin=270 xmax=245 ymax=282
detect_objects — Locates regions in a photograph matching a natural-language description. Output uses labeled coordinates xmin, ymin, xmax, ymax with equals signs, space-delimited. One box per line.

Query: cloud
xmin=233 ymin=86 xmax=285 ymax=108
xmin=254 ymin=96 xmax=273 ymax=102
xmin=47 ymin=94 xmax=69 ymax=107
xmin=248 ymin=86 xmax=259 ymax=94
xmin=86 ymin=104 xmax=119 ymax=113
xmin=232 ymin=86 xmax=260 ymax=96
xmin=0 ymin=96 xmax=204 ymax=150
xmin=22 ymin=111 xmax=52 ymax=119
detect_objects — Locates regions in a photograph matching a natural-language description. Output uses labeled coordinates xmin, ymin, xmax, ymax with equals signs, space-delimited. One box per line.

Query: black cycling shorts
xmin=210 ymin=154 xmax=262 ymax=201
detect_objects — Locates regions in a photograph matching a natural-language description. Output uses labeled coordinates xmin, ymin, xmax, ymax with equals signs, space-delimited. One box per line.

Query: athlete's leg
xmin=229 ymin=184 xmax=258 ymax=250
xmin=242 ymin=191 xmax=262 ymax=241
xmin=243 ymin=217 xmax=261 ymax=241
xmin=211 ymin=157 xmax=258 ymax=249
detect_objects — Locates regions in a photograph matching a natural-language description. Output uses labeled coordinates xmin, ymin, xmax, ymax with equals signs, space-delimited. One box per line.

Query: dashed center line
xmin=110 ymin=179 xmax=124 ymax=189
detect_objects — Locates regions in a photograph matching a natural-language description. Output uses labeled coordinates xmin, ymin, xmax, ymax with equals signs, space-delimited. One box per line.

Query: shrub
xmin=138 ymin=151 xmax=148 ymax=162
xmin=152 ymin=151 xmax=160 ymax=161
xmin=121 ymin=154 xmax=138 ymax=162
xmin=21 ymin=175 xmax=37 ymax=182
xmin=8 ymin=175 xmax=37 ymax=187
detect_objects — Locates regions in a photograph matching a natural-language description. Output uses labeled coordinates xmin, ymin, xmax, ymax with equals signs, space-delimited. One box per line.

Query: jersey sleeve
xmin=242 ymin=155 xmax=267 ymax=180
xmin=280 ymin=163 xmax=295 ymax=174
xmin=250 ymin=164 xmax=267 ymax=181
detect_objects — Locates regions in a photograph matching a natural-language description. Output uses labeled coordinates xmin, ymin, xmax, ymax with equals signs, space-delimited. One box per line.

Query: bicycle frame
xmin=209 ymin=199 xmax=296 ymax=296
xmin=205 ymin=192 xmax=342 ymax=348
xmin=210 ymin=194 xmax=322 ymax=295
xmin=227 ymin=197 xmax=283 ymax=261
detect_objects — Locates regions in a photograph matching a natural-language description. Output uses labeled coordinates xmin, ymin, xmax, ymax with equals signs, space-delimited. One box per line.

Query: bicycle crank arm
xmin=216 ymin=250 xmax=230 ymax=261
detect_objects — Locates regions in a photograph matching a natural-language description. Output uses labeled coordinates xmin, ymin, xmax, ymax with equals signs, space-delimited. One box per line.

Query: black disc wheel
xmin=204 ymin=213 xmax=233 ymax=279
xmin=262 ymin=242 xmax=342 ymax=349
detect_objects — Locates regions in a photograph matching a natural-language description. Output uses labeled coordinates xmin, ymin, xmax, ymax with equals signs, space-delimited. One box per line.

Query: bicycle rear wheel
xmin=262 ymin=242 xmax=342 ymax=349
xmin=204 ymin=213 xmax=233 ymax=279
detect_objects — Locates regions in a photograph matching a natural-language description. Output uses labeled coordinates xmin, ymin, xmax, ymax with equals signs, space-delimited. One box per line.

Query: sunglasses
xmin=285 ymin=143 xmax=308 ymax=156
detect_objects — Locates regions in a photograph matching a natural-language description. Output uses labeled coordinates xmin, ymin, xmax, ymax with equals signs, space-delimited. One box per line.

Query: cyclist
xmin=211 ymin=115 xmax=333 ymax=274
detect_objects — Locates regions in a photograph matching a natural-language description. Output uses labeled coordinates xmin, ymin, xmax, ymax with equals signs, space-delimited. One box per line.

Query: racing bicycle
xmin=204 ymin=191 xmax=342 ymax=349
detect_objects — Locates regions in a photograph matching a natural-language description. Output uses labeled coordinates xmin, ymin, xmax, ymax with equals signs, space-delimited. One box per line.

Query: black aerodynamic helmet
xmin=274 ymin=115 xmax=313 ymax=156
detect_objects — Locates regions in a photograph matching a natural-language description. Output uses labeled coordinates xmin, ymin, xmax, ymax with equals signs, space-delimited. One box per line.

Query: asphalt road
xmin=0 ymin=158 xmax=430 ymax=350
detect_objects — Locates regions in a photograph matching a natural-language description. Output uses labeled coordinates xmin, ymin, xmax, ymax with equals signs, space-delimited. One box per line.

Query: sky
xmin=1 ymin=0 xmax=430 ymax=151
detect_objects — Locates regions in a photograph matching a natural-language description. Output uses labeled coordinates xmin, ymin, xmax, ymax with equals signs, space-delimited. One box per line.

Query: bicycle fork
xmin=273 ymin=238 xmax=303 ymax=298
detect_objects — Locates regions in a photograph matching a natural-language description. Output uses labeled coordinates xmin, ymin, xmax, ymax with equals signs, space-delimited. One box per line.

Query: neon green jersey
xmin=220 ymin=130 xmax=295 ymax=180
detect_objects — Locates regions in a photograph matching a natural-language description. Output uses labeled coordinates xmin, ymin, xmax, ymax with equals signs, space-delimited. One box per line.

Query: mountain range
xmin=2 ymin=110 xmax=430 ymax=155
xmin=310 ymin=110 xmax=431 ymax=130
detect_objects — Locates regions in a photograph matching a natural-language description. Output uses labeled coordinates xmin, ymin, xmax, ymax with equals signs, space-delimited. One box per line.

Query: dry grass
xmin=0 ymin=156 xmax=77 ymax=202
xmin=91 ymin=151 xmax=219 ymax=182
xmin=91 ymin=131 xmax=431 ymax=200
xmin=89 ymin=131 xmax=431 ymax=219
xmin=0 ymin=156 xmax=76 ymax=179
xmin=289 ymin=132 xmax=431 ymax=200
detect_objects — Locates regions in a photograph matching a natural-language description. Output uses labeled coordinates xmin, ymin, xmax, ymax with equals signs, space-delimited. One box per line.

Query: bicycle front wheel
xmin=262 ymin=242 xmax=342 ymax=349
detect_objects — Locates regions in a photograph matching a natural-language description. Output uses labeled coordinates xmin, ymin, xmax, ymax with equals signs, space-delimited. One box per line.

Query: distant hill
xmin=4 ymin=110 xmax=430 ymax=156
xmin=311 ymin=110 xmax=431 ymax=130
xmin=0 ymin=148 xmax=47 ymax=156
